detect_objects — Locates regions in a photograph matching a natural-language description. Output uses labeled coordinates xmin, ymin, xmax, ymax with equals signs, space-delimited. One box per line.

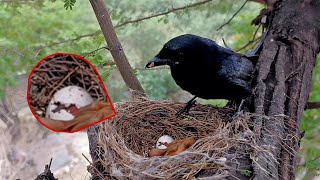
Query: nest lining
xmin=28 ymin=54 xmax=106 ymax=117
xmin=89 ymin=95 xmax=257 ymax=179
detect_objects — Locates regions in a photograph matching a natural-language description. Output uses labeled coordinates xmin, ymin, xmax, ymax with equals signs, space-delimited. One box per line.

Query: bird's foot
xmin=226 ymin=99 xmax=246 ymax=121
xmin=231 ymin=110 xmax=244 ymax=120
xmin=225 ymin=100 xmax=237 ymax=110
xmin=176 ymin=99 xmax=197 ymax=117
xmin=226 ymin=109 xmax=244 ymax=122
xmin=237 ymin=99 xmax=245 ymax=112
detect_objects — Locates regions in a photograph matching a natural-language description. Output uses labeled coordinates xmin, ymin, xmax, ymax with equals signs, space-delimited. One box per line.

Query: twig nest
xmin=87 ymin=94 xmax=257 ymax=179
xmin=46 ymin=85 xmax=93 ymax=121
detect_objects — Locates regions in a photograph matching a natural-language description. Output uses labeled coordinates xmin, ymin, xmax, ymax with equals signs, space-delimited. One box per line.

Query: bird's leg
xmin=176 ymin=96 xmax=197 ymax=117
xmin=237 ymin=99 xmax=245 ymax=112
xmin=225 ymin=99 xmax=246 ymax=120
xmin=225 ymin=100 xmax=237 ymax=109
xmin=229 ymin=99 xmax=246 ymax=121
xmin=244 ymin=30 xmax=268 ymax=57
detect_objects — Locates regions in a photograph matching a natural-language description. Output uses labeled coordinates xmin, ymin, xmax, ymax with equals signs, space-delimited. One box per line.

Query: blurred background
xmin=0 ymin=0 xmax=319 ymax=179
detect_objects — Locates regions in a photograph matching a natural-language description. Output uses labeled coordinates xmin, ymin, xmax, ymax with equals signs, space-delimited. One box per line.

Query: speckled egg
xmin=156 ymin=135 xmax=174 ymax=149
xmin=46 ymin=86 xmax=93 ymax=121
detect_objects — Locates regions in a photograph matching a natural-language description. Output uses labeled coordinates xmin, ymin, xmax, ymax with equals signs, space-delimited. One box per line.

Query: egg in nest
xmin=156 ymin=135 xmax=174 ymax=149
xmin=46 ymin=85 xmax=93 ymax=121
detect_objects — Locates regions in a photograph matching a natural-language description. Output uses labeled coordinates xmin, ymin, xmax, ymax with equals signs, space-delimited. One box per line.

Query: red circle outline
xmin=26 ymin=52 xmax=117 ymax=133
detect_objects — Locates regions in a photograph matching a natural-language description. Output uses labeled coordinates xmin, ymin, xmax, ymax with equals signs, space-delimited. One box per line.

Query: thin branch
xmin=217 ymin=0 xmax=249 ymax=31
xmin=236 ymin=35 xmax=261 ymax=52
xmin=82 ymin=45 xmax=109 ymax=57
xmin=236 ymin=25 xmax=261 ymax=52
xmin=114 ymin=0 xmax=213 ymax=28
xmin=305 ymin=102 xmax=320 ymax=110
xmin=37 ymin=32 xmax=98 ymax=50
xmin=251 ymin=24 xmax=261 ymax=42
xmin=82 ymin=153 xmax=92 ymax=164
xmin=36 ymin=0 xmax=214 ymax=50
xmin=48 ymin=158 xmax=53 ymax=168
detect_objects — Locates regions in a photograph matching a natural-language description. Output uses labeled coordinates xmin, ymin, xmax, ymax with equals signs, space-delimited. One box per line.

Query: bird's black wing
xmin=216 ymin=55 xmax=254 ymax=95
xmin=242 ymin=31 xmax=268 ymax=65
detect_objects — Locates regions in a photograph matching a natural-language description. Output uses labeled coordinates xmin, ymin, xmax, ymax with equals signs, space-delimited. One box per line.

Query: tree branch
xmin=216 ymin=0 xmax=249 ymax=31
xmin=36 ymin=0 xmax=214 ymax=50
xmin=37 ymin=32 xmax=98 ymax=50
xmin=236 ymin=25 xmax=262 ymax=52
xmin=114 ymin=0 xmax=213 ymax=28
xmin=82 ymin=45 xmax=109 ymax=58
xmin=305 ymin=102 xmax=320 ymax=110
xmin=236 ymin=37 xmax=260 ymax=52
xmin=89 ymin=0 xmax=145 ymax=94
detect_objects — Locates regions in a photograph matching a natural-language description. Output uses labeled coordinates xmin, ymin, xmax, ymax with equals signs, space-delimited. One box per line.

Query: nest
xmin=28 ymin=53 xmax=106 ymax=118
xmin=88 ymin=94 xmax=257 ymax=179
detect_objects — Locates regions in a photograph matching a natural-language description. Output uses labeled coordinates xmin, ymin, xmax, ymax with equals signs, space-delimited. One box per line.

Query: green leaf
xmin=163 ymin=16 xmax=169 ymax=24
xmin=93 ymin=33 xmax=105 ymax=47
xmin=100 ymin=65 xmax=117 ymax=81
xmin=240 ymin=170 xmax=252 ymax=177
xmin=64 ymin=0 xmax=76 ymax=10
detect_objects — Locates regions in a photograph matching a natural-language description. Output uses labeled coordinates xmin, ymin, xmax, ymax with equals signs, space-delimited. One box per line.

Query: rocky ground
xmin=0 ymin=107 xmax=92 ymax=180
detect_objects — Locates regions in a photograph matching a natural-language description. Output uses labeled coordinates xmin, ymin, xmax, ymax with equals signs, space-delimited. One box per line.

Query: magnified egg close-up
xmin=27 ymin=53 xmax=116 ymax=133
xmin=46 ymin=85 xmax=94 ymax=121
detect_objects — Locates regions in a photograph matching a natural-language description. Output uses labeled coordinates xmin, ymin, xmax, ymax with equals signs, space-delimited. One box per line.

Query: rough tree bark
xmin=248 ymin=0 xmax=320 ymax=179
xmin=89 ymin=0 xmax=145 ymax=94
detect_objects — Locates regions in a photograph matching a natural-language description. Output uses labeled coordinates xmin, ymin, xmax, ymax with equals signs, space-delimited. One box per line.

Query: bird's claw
xmin=176 ymin=99 xmax=196 ymax=117
xmin=226 ymin=99 xmax=246 ymax=121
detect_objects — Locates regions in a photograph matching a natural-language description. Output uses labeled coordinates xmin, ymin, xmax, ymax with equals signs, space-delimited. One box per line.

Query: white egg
xmin=156 ymin=135 xmax=174 ymax=149
xmin=46 ymin=85 xmax=93 ymax=121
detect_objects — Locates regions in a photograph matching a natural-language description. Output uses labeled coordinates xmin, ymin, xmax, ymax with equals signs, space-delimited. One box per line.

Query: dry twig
xmin=217 ymin=0 xmax=249 ymax=31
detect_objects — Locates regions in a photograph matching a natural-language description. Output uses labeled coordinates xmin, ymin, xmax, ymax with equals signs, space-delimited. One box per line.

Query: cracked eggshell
xmin=156 ymin=135 xmax=174 ymax=149
xmin=46 ymin=85 xmax=93 ymax=121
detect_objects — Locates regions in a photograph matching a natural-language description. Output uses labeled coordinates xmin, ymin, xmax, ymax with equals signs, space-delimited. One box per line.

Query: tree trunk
xmin=89 ymin=0 xmax=145 ymax=94
xmin=249 ymin=0 xmax=320 ymax=179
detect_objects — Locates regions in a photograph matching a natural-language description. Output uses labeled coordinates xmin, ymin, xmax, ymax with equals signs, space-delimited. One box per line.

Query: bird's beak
xmin=145 ymin=57 xmax=170 ymax=68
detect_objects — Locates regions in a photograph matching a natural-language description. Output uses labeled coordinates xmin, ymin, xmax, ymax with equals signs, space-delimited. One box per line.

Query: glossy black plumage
xmin=146 ymin=34 xmax=254 ymax=104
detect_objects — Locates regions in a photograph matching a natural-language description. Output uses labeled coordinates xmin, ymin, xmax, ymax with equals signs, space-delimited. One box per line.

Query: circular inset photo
xmin=27 ymin=53 xmax=116 ymax=133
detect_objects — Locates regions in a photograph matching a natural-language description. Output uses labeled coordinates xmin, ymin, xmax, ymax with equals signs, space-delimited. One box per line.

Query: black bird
xmin=146 ymin=34 xmax=255 ymax=115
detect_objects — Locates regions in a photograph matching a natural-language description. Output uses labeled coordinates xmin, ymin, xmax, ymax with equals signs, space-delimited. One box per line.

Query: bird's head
xmin=146 ymin=34 xmax=212 ymax=69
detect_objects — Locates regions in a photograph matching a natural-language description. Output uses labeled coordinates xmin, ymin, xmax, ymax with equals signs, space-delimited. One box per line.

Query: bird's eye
xmin=179 ymin=52 xmax=184 ymax=56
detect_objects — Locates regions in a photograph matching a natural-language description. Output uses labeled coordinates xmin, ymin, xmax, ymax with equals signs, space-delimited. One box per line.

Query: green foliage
xmin=138 ymin=69 xmax=179 ymax=100
xmin=89 ymin=54 xmax=117 ymax=82
xmin=64 ymin=0 xmax=76 ymax=10
xmin=299 ymin=55 xmax=320 ymax=178
xmin=240 ymin=170 xmax=252 ymax=177
xmin=201 ymin=99 xmax=228 ymax=107
xmin=99 ymin=65 xmax=116 ymax=81
xmin=0 ymin=0 xmax=97 ymax=96
xmin=93 ymin=33 xmax=105 ymax=47
xmin=83 ymin=47 xmax=117 ymax=82
xmin=306 ymin=157 xmax=320 ymax=176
